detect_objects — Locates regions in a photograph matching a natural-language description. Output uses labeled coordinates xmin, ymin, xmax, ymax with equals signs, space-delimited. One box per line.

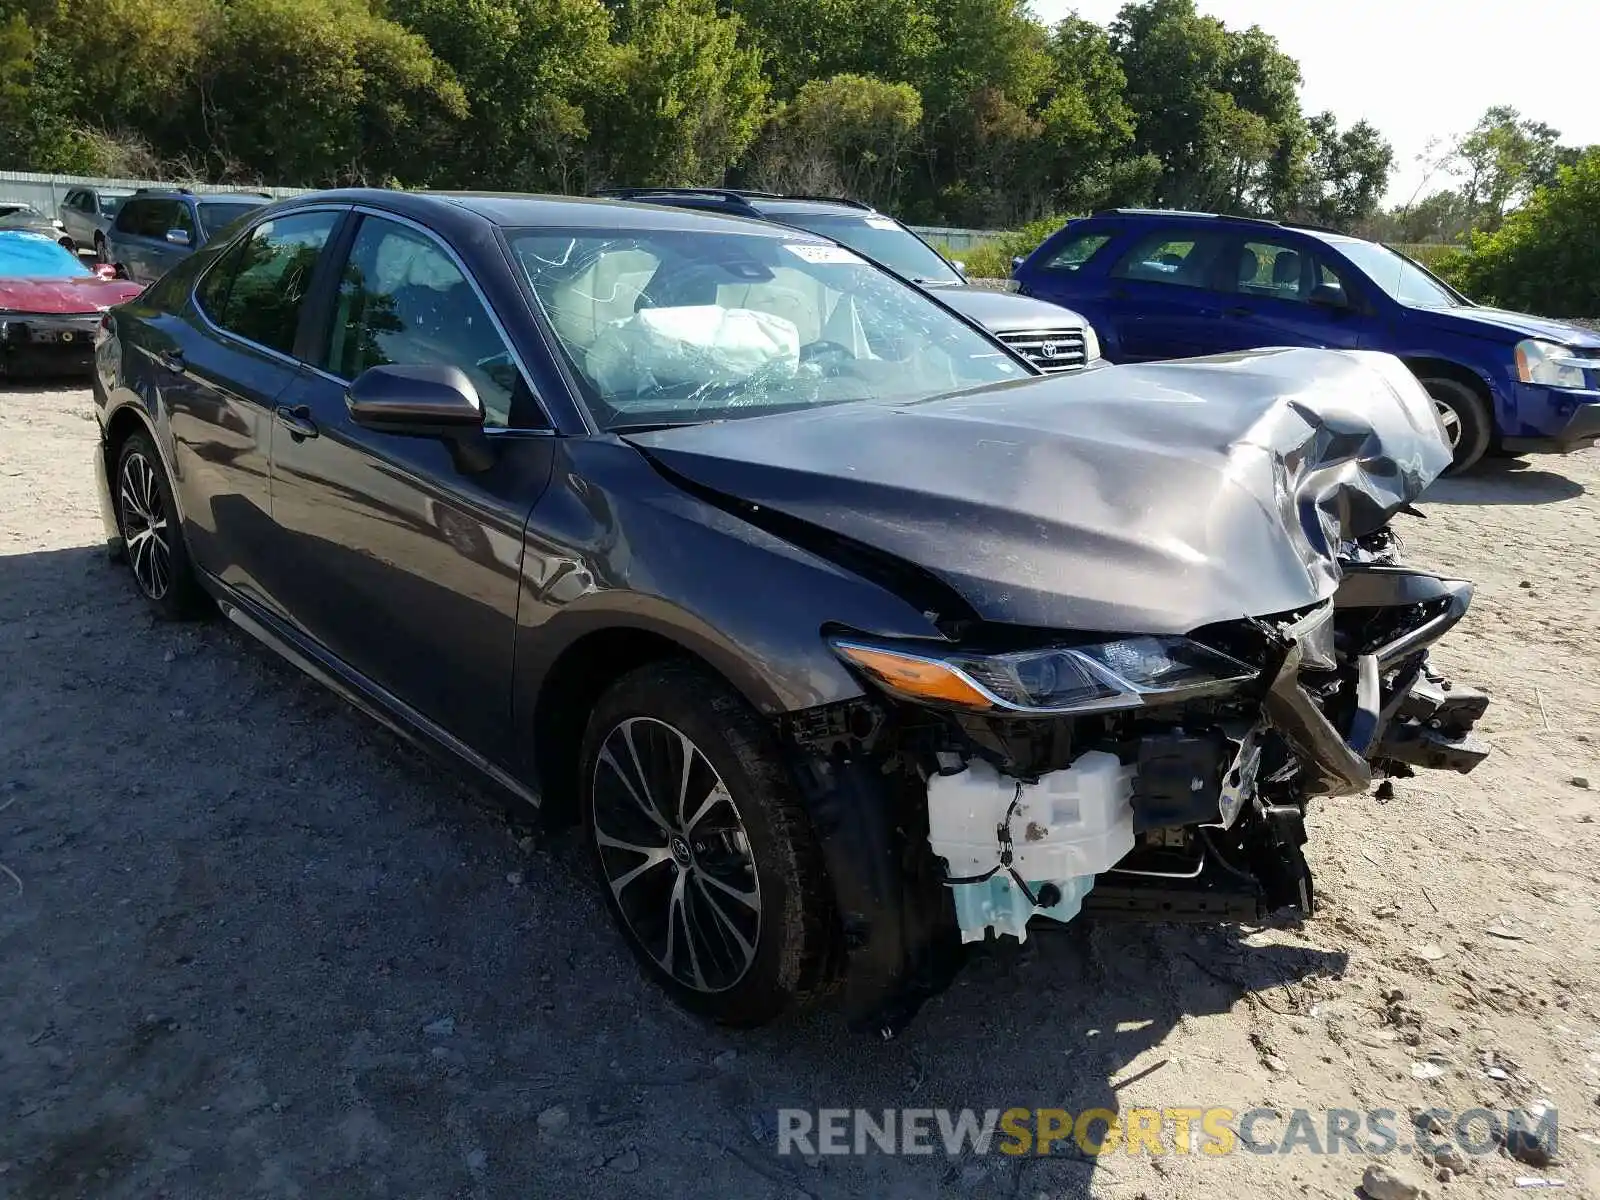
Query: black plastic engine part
xmin=1245 ymin=803 xmax=1315 ymax=915
xmin=1130 ymin=732 xmax=1227 ymax=831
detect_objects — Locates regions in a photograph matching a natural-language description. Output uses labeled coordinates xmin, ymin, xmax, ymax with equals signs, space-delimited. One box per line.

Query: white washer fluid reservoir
xmin=926 ymin=753 xmax=1137 ymax=943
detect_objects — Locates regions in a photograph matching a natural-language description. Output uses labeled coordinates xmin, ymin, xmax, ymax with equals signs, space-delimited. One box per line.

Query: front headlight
xmin=1082 ymin=322 xmax=1101 ymax=363
xmin=830 ymin=635 xmax=1257 ymax=715
xmin=1515 ymin=339 xmax=1587 ymax=388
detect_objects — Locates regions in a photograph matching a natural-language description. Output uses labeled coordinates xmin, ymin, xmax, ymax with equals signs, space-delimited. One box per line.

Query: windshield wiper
xmin=607 ymin=420 xmax=710 ymax=434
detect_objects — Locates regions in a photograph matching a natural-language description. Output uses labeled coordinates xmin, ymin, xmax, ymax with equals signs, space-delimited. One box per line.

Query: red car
xmin=0 ymin=231 xmax=143 ymax=377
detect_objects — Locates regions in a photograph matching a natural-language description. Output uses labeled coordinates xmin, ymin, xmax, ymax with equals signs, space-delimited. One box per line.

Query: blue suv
xmin=1013 ymin=209 xmax=1600 ymax=472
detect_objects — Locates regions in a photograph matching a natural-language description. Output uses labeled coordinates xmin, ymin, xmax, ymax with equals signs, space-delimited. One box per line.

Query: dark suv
xmin=105 ymin=188 xmax=271 ymax=284
xmin=600 ymin=188 xmax=1101 ymax=374
xmin=1013 ymin=208 xmax=1600 ymax=472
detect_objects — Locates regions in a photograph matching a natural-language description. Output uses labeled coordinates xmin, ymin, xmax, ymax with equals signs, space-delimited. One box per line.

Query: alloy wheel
xmin=119 ymin=451 xmax=171 ymax=600
xmin=590 ymin=716 xmax=762 ymax=994
xmin=1434 ymin=397 xmax=1463 ymax=449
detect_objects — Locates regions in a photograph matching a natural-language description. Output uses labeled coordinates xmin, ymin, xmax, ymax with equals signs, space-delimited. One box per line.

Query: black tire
xmin=94 ymin=234 xmax=108 ymax=264
xmin=1420 ymin=376 xmax=1491 ymax=475
xmin=112 ymin=262 xmax=130 ymax=281
xmin=579 ymin=660 xmax=838 ymax=1026
xmin=114 ymin=433 xmax=208 ymax=619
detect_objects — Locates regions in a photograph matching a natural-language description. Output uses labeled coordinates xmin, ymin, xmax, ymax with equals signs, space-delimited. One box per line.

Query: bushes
xmin=1438 ymin=149 xmax=1600 ymax=318
xmin=944 ymin=213 xmax=1078 ymax=280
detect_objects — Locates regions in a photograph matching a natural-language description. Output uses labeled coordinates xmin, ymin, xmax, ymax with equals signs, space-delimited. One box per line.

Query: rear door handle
xmin=275 ymin=404 xmax=319 ymax=440
xmin=159 ymin=348 xmax=185 ymax=374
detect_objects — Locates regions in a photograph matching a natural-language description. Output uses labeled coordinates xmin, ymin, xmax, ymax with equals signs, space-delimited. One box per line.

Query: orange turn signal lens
xmin=832 ymin=643 xmax=995 ymax=709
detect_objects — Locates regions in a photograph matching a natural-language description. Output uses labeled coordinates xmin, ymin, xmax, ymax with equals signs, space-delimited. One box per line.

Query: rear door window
xmin=1229 ymin=237 xmax=1357 ymax=306
xmin=119 ymin=199 xmax=180 ymax=238
xmin=1110 ymin=229 xmax=1231 ymax=289
xmin=195 ymin=211 xmax=341 ymax=355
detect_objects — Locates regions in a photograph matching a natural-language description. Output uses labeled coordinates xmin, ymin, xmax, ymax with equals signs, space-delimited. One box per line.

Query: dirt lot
xmin=2 ymin=381 xmax=1599 ymax=1200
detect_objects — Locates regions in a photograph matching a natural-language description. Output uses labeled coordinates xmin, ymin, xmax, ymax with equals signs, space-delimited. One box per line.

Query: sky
xmin=1029 ymin=0 xmax=1600 ymax=206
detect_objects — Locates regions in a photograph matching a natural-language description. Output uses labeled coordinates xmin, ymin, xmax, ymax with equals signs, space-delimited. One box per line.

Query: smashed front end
xmin=770 ymin=351 xmax=1492 ymax=1037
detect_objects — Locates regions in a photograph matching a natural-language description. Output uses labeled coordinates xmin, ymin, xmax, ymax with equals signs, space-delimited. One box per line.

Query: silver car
xmin=0 ymin=201 xmax=70 ymax=248
xmin=58 ymin=186 xmax=136 ymax=260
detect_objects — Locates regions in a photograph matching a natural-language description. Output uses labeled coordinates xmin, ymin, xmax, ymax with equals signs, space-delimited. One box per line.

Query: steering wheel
xmin=799 ymin=340 xmax=856 ymax=369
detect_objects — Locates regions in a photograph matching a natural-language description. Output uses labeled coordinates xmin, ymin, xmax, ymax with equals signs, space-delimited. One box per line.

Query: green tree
xmin=1035 ymin=15 xmax=1139 ymax=210
xmin=732 ymin=0 xmax=936 ymax=99
xmin=191 ymin=0 xmax=466 ymax=183
xmin=1291 ymin=112 xmax=1393 ymax=229
xmin=747 ymin=73 xmax=921 ymax=203
xmin=1451 ymin=105 xmax=1568 ymax=231
xmin=386 ymin=0 xmax=615 ymax=192
xmin=1444 ymin=148 xmax=1600 ymax=317
xmin=1110 ymin=0 xmax=1307 ymax=213
xmin=589 ymin=0 xmax=768 ymax=187
xmin=0 ymin=10 xmax=100 ymax=172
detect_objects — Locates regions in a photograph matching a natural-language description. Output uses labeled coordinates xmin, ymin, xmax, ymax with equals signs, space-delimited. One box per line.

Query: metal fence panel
xmin=0 ymin=169 xmax=306 ymax=216
xmin=908 ymin=225 xmax=1010 ymax=251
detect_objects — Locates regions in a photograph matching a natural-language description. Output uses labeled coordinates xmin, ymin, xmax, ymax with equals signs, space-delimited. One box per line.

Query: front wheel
xmin=579 ymin=661 xmax=838 ymax=1026
xmin=94 ymin=234 xmax=108 ymax=264
xmin=1420 ymin=376 xmax=1491 ymax=475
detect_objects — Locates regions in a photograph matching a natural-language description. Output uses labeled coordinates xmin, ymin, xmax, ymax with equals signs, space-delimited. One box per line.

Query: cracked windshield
xmin=511 ymin=229 xmax=1026 ymax=430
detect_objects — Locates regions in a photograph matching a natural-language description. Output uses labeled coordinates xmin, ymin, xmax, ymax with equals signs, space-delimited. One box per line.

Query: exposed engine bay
xmin=728 ymin=350 xmax=1494 ymax=1038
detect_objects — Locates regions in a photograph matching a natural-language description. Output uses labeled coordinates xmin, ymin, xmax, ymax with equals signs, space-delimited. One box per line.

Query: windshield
xmin=510 ymin=228 xmax=1025 ymax=429
xmin=0 ymin=203 xmax=43 ymax=219
xmin=1334 ymin=240 xmax=1465 ymax=307
xmin=769 ymin=212 xmax=965 ymax=285
xmin=0 ymin=231 xmax=91 ymax=277
xmin=197 ymin=199 xmax=265 ymax=239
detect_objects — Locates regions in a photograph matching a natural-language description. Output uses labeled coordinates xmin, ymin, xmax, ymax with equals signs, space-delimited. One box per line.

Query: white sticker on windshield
xmin=784 ymin=243 xmax=864 ymax=265
xmin=865 ymin=216 xmax=900 ymax=230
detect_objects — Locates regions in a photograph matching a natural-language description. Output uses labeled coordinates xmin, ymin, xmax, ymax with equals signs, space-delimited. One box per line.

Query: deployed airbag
xmin=586 ymin=305 xmax=800 ymax=397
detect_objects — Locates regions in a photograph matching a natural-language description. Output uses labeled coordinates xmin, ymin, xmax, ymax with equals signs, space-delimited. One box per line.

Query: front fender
xmin=512 ymin=438 xmax=946 ymax=727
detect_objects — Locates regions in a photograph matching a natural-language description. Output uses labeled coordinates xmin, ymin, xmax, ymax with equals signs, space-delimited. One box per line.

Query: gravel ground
xmin=3 ymin=382 xmax=1599 ymax=1200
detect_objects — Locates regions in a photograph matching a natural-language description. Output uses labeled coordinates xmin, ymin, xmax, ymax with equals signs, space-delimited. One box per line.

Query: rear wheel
xmin=1420 ymin=376 xmax=1491 ymax=475
xmin=579 ymin=661 xmax=837 ymax=1026
xmin=115 ymin=434 xmax=207 ymax=619
xmin=94 ymin=234 xmax=108 ymax=264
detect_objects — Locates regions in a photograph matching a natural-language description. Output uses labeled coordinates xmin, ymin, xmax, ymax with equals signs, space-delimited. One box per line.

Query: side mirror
xmin=165 ymin=228 xmax=191 ymax=246
xmin=347 ymin=363 xmax=484 ymax=437
xmin=1010 ymin=255 xmax=1026 ymax=275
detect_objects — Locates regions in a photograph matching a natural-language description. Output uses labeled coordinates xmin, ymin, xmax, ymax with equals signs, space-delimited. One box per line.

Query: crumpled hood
xmin=0 ymin=276 xmax=143 ymax=314
xmin=626 ymin=347 xmax=1452 ymax=635
xmin=1412 ymin=303 xmax=1600 ymax=349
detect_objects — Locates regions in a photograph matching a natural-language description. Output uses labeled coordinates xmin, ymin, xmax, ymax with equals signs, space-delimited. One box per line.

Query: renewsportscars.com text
xmin=776 ymin=1106 xmax=1557 ymax=1158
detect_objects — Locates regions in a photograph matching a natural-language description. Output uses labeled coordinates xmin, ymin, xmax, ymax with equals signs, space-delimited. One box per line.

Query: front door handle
xmin=275 ymin=404 xmax=319 ymax=440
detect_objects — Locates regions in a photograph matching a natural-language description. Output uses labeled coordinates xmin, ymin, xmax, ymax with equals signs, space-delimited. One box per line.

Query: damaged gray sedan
xmin=93 ymin=192 xmax=1489 ymax=1038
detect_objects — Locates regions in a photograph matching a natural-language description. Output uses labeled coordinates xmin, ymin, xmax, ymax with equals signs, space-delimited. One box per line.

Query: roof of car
xmin=591 ymin=187 xmax=882 ymax=220
xmin=1085 ymin=207 xmax=1362 ymax=244
xmin=279 ymin=188 xmax=832 ymax=238
xmin=128 ymin=188 xmax=271 ymax=201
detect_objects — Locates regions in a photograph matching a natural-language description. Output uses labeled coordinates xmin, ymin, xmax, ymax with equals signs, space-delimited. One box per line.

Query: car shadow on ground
xmin=1423 ymin=455 xmax=1586 ymax=506
xmin=0 ymin=543 xmax=1348 ymax=1200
